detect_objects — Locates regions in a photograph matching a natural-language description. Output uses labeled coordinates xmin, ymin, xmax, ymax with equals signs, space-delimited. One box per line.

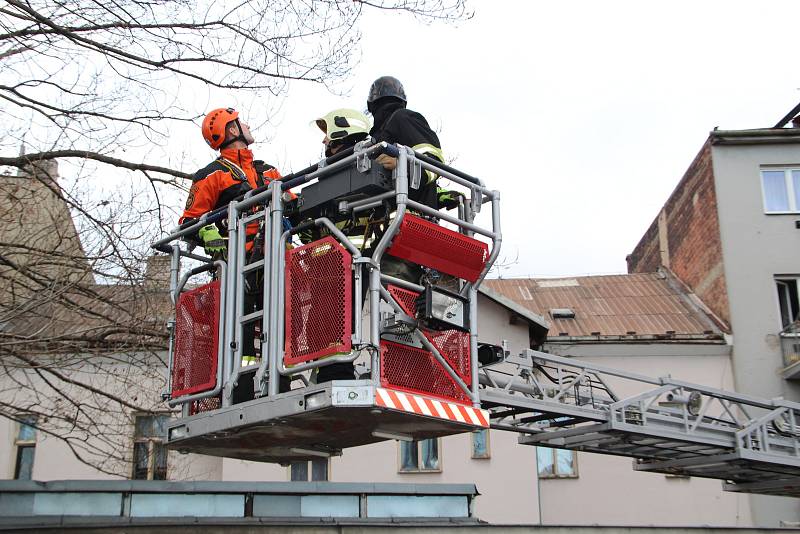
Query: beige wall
xmin=0 ymin=298 xmax=763 ymax=527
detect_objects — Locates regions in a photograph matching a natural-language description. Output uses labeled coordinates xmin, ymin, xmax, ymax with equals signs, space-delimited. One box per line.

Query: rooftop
xmin=483 ymin=272 xmax=723 ymax=342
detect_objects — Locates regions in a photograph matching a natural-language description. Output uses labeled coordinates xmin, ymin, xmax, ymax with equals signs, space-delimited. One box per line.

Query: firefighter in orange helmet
xmin=180 ymin=107 xmax=283 ymax=256
xmin=181 ymin=107 xmax=289 ymax=394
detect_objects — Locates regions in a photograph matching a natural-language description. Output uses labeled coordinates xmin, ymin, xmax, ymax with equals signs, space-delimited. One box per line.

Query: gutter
xmin=710 ymin=128 xmax=800 ymax=145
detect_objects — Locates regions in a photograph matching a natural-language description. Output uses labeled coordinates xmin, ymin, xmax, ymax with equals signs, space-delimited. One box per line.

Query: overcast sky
xmin=184 ymin=0 xmax=800 ymax=279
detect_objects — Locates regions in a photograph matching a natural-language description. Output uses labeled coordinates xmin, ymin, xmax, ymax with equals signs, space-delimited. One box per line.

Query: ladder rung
xmin=240 ymin=311 xmax=264 ymax=324
xmin=242 ymin=259 xmax=265 ymax=273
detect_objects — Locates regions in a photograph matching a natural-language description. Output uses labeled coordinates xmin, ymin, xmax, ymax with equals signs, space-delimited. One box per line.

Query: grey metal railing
xmin=781 ymin=322 xmax=800 ymax=368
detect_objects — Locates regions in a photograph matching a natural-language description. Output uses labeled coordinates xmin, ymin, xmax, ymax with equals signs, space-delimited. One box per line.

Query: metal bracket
xmin=356 ymin=151 xmax=371 ymax=173
xmin=470 ymin=192 xmax=482 ymax=215
xmin=381 ymin=312 xmax=417 ymax=335
xmin=410 ymin=160 xmax=422 ymax=190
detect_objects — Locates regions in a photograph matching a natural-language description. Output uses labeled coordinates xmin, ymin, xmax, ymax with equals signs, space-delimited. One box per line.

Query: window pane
xmin=399 ymin=441 xmax=418 ymax=471
xmin=471 ymin=429 xmax=489 ymax=458
xmin=762 ymin=171 xmax=790 ymax=212
xmin=152 ymin=415 xmax=168 ymax=439
xmin=555 ymin=449 xmax=575 ymax=475
xmin=537 ymin=448 xmax=554 ymax=476
xmin=133 ymin=442 xmax=149 ymax=480
xmin=153 ymin=443 xmax=168 ymax=480
xmin=420 ymin=439 xmax=439 ymax=470
xmin=14 ymin=446 xmax=35 ymax=480
xmin=17 ymin=417 xmax=37 ymax=442
xmin=794 ymin=171 xmax=800 ymax=211
xmin=134 ymin=416 xmax=153 ymax=439
xmin=311 ymin=458 xmax=328 ymax=481
xmin=290 ymin=461 xmax=308 ymax=481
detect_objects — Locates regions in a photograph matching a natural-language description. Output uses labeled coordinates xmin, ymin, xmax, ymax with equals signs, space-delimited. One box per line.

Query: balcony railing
xmin=780 ymin=322 xmax=800 ymax=369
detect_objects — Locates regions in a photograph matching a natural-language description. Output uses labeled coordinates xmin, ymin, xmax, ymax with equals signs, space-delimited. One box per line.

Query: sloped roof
xmin=482 ymin=272 xmax=723 ymax=342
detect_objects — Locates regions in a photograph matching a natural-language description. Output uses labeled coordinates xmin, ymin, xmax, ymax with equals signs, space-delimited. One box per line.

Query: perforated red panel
xmin=387 ymin=285 xmax=472 ymax=385
xmin=189 ymin=396 xmax=221 ymax=416
xmin=285 ymin=236 xmax=352 ymax=365
xmin=172 ymin=281 xmax=220 ymax=398
xmin=386 ymin=214 xmax=489 ymax=282
xmin=380 ymin=340 xmax=470 ymax=403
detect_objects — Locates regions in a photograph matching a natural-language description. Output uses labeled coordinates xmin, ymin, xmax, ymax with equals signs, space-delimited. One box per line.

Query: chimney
xmin=19 ymin=158 xmax=59 ymax=183
xmin=143 ymin=255 xmax=171 ymax=290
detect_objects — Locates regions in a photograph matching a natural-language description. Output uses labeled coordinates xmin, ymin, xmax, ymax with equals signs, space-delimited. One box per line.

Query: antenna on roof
xmin=773 ymin=100 xmax=800 ymax=129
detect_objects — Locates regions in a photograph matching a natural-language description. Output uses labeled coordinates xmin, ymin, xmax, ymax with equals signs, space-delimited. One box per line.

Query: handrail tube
xmin=221 ymin=201 xmax=240 ymax=407
xmin=180 ymin=250 xmax=212 ymax=263
xmin=151 ymin=143 xmax=394 ymax=252
xmin=168 ymin=260 xmax=227 ymax=407
xmin=174 ymin=262 xmax=219 ymax=298
xmin=380 ymin=274 xmax=424 ymax=293
xmin=169 ymin=245 xmax=181 ymax=305
xmin=366 ymin=147 xmax=410 ymax=385
xmin=156 ymin=149 xmax=361 ymax=247
xmin=279 ymin=142 xmax=392 ymax=192
xmin=267 ymin=184 xmax=283 ymax=397
xmin=413 ymin=151 xmax=484 ymax=187
xmin=405 ymin=199 xmax=496 ymax=238
xmin=468 ymin=286 xmax=480 ymax=407
xmin=342 ymin=191 xmax=396 ymax=211
xmin=254 ymin=211 xmax=273 ymax=395
xmin=417 ymin=159 xmax=492 ymax=198
xmin=465 ymin=191 xmax=503 ymax=295
xmin=279 ymin=353 xmax=361 ymax=375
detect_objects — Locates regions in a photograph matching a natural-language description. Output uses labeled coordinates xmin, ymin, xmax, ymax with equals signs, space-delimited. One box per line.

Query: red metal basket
xmin=387 ymin=285 xmax=471 ymax=386
xmin=172 ymin=280 xmax=220 ymax=398
xmin=284 ymin=237 xmax=353 ymax=365
xmin=386 ymin=214 xmax=489 ymax=282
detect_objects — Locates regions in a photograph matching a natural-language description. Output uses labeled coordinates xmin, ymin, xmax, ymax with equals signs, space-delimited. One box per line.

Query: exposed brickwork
xmin=627 ymin=140 xmax=731 ymax=328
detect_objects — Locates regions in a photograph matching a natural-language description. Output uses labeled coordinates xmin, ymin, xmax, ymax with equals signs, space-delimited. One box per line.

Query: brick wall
xmin=627 ymin=140 xmax=731 ymax=328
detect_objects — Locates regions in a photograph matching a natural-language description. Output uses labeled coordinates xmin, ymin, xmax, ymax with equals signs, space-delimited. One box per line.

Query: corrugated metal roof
xmin=483 ymin=273 xmax=721 ymax=340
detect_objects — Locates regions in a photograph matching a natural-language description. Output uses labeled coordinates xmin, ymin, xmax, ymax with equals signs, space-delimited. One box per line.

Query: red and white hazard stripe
xmin=376 ymin=388 xmax=489 ymax=427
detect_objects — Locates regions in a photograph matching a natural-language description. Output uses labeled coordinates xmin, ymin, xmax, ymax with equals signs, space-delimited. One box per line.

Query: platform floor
xmin=166 ymin=381 xmax=483 ymax=463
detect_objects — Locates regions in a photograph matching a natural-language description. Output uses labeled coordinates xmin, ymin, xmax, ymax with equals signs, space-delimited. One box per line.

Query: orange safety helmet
xmin=202 ymin=107 xmax=239 ymax=149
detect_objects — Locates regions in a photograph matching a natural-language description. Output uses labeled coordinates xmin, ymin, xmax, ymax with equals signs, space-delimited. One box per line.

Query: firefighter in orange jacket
xmin=180 ymin=107 xmax=282 ymax=256
xmin=181 ymin=107 xmax=289 ymax=393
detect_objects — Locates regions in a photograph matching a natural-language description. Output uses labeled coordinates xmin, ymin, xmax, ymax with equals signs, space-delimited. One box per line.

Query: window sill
xmin=764 ymin=211 xmax=800 ymax=215
xmin=538 ymin=474 xmax=579 ymax=479
xmin=398 ymin=469 xmax=442 ymax=474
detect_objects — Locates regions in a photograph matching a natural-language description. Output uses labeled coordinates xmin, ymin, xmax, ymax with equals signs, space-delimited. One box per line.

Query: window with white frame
xmin=471 ymin=429 xmax=490 ymax=459
xmin=289 ymin=458 xmax=329 ymax=481
xmin=14 ymin=415 xmax=37 ymax=480
xmin=132 ymin=414 xmax=168 ymax=480
xmin=399 ymin=438 xmax=441 ymax=472
xmin=776 ymin=278 xmax=800 ymax=328
xmin=537 ymin=447 xmax=577 ymax=478
xmin=761 ymin=168 xmax=800 ymax=213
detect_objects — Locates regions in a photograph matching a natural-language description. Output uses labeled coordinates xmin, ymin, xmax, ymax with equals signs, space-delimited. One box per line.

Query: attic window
xmin=550 ymin=308 xmax=575 ymax=319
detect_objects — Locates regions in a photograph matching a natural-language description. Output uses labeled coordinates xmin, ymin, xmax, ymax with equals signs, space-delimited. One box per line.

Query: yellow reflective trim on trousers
xmin=412 ymin=144 xmax=444 ymax=185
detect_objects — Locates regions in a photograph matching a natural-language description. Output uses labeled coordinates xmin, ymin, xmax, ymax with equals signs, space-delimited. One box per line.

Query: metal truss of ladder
xmin=478 ymin=350 xmax=800 ymax=498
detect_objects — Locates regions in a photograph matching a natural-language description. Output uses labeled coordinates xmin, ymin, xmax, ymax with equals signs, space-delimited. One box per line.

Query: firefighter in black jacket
xmin=367 ymin=76 xmax=459 ymax=210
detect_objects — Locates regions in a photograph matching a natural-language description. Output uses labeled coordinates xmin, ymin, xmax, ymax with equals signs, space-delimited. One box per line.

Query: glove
xmin=376 ymin=153 xmax=397 ymax=171
xmin=437 ymin=189 xmax=464 ymax=210
xmin=198 ymin=224 xmax=226 ymax=257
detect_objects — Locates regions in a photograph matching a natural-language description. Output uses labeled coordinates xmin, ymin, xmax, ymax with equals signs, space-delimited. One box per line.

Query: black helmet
xmin=367 ymin=76 xmax=407 ymax=104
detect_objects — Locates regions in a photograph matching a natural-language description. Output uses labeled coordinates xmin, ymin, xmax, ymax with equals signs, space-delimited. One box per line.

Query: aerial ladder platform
xmin=152 ymin=140 xmax=800 ymax=498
